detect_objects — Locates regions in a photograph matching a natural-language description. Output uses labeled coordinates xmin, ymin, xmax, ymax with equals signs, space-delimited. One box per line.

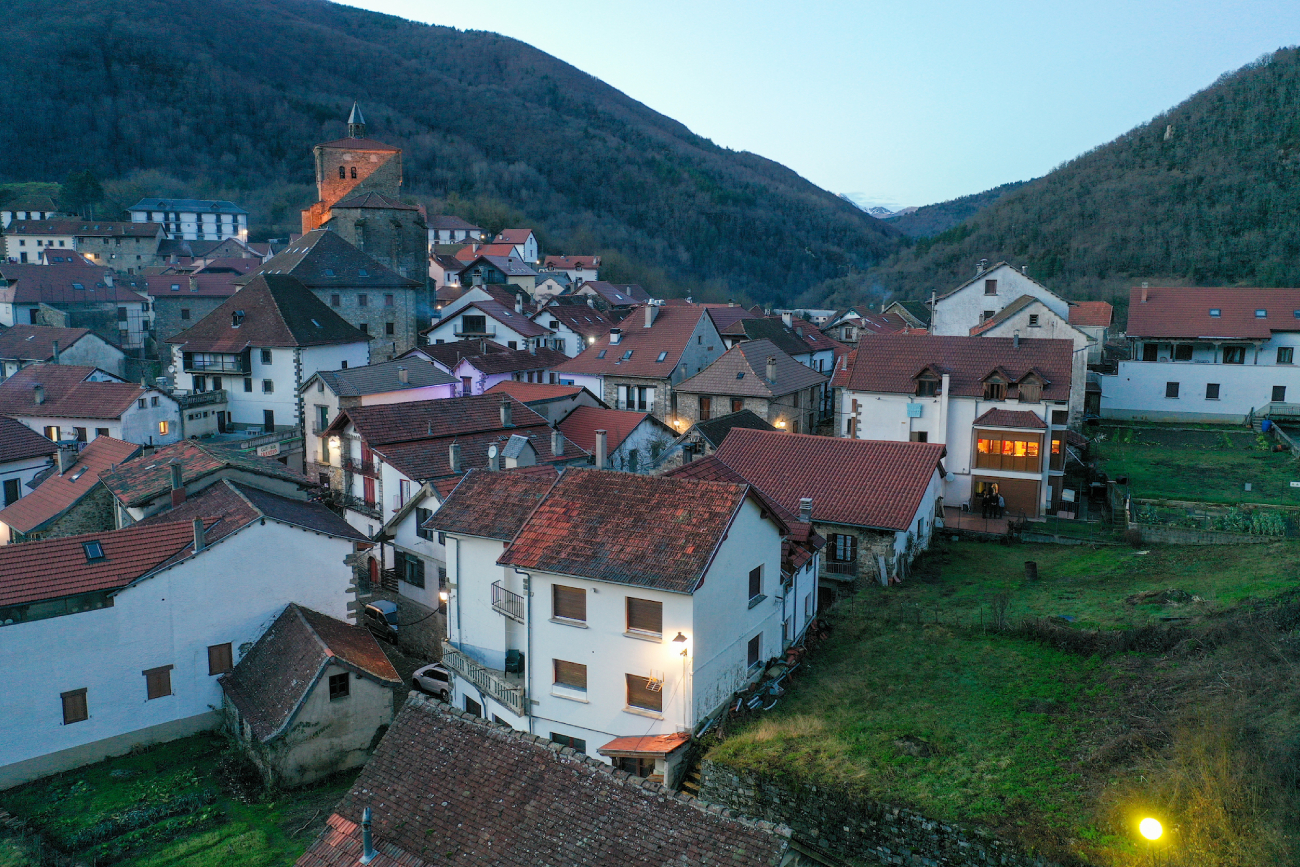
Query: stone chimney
xmin=781 ymin=312 xmax=793 ymax=327
xmin=551 ymin=427 xmax=564 ymax=458
xmin=1013 ymin=330 xmax=1021 ymax=350
xmin=189 ymin=276 xmax=198 ymax=292
xmin=500 ymin=398 xmax=514 ymax=428
xmin=644 ymin=304 xmax=656 ymax=328
xmin=1141 ymin=283 xmax=1149 ymax=303
xmin=192 ymin=518 xmax=206 ymax=553
xmin=33 ymin=385 xmax=44 ymax=406
xmin=515 ymin=295 xmax=523 ymax=314
xmin=799 ymin=497 xmax=813 ymax=522
xmin=586 ymin=295 xmax=594 ymax=308
xmin=170 ymin=460 xmax=186 ymax=507
xmin=397 ymin=366 xmax=408 ymax=384
xmin=51 ymin=340 xmax=60 ymax=365
xmin=449 ymin=442 xmax=462 ymax=474
xmin=488 ymin=443 xmax=501 ymax=472
xmin=609 ymin=328 xmax=622 ymax=345
xmin=595 ymin=429 xmax=607 ymax=469
xmin=57 ymin=444 xmax=77 ymax=474
xmin=766 ymin=356 xmax=777 ymax=383
xmin=104 ymin=272 xmax=114 ymax=288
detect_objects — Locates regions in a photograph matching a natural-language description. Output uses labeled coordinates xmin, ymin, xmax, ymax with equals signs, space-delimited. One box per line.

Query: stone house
xmin=145 ymin=273 xmax=241 ymax=345
xmin=0 ymin=263 xmax=154 ymax=350
xmin=220 ymin=604 xmax=400 ymax=788
xmin=572 ymin=280 xmax=651 ymax=313
xmin=301 ymin=103 xmax=403 ymax=233
xmin=653 ymin=409 xmax=776 ymax=471
xmin=712 ymin=428 xmax=946 ymax=604
xmin=1069 ymin=301 xmax=1114 ymax=365
xmin=674 ymin=339 xmax=827 ymax=434
xmin=0 ymin=437 xmax=140 ymax=545
xmin=531 ymin=298 xmax=618 ymax=356
xmin=326 ymin=192 xmax=428 ymax=285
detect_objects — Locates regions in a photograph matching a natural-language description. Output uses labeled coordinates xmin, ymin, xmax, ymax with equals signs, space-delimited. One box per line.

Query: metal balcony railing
xmin=342 ymin=456 xmax=377 ymax=475
xmin=341 ymin=494 xmax=381 ymax=519
xmin=823 ymin=560 xmax=858 ymax=577
xmin=441 ymin=642 xmax=528 ymax=717
xmin=491 ymin=580 xmax=525 ymax=623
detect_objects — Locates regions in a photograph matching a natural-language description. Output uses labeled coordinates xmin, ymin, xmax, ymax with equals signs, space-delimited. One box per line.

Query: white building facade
xmin=129 ymin=199 xmax=249 ymax=241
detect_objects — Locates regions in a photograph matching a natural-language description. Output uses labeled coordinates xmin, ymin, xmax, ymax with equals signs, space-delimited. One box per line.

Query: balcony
xmin=491 ymin=580 xmax=525 ymax=623
xmin=341 ymin=456 xmax=377 ymax=476
xmin=441 ymin=641 xmax=528 ymax=717
xmin=823 ymin=560 xmax=858 ymax=577
xmin=454 ymin=329 xmax=497 ymax=339
xmin=178 ymin=389 xmax=227 ymax=409
xmin=340 ymin=494 xmax=381 ymax=520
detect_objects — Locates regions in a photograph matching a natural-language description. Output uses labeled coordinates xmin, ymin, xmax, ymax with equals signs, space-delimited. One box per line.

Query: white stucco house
xmin=128 ymin=198 xmax=249 ymax=242
xmin=929 ymin=262 xmax=1073 ymax=338
xmin=495 ymin=229 xmax=539 ymax=265
xmin=422 ymin=298 xmax=552 ymax=351
xmin=0 ymin=364 xmax=181 ymax=447
xmin=1102 ymin=285 xmax=1300 ymax=423
xmin=968 ymin=296 xmax=1090 ymax=422
xmin=0 ymin=479 xmax=366 ymax=789
xmin=0 ymin=417 xmax=56 ymax=509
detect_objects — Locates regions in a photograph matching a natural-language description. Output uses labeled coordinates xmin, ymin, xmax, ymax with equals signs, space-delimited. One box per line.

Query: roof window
xmin=170 ymin=283 xmax=180 ymax=291
xmin=83 ymin=541 xmax=105 ymax=561
xmin=1209 ymin=308 xmax=1221 ymax=317
xmin=358 ymin=269 xmax=368 ymax=277
xmin=1256 ymin=309 xmax=1268 ymax=318
xmin=656 ymin=351 xmax=668 ymax=362
xmin=621 ymin=350 xmax=633 ymax=360
xmin=70 ymin=467 xmax=87 ymax=482
xmin=232 ymin=310 xmax=245 ymax=328
xmin=596 ymin=350 xmax=607 ymax=359
xmin=736 ymin=371 xmax=745 ymax=379
xmin=322 ymin=268 xmax=334 ymax=276
xmin=72 ymin=283 xmax=84 ymax=290
xmin=311 ymin=319 xmax=321 ymax=327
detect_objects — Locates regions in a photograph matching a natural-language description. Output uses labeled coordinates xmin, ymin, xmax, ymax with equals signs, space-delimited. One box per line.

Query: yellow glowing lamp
xmin=1139 ymin=818 xmax=1163 ymax=841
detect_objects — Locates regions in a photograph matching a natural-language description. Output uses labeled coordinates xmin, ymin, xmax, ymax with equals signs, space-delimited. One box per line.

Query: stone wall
xmin=699 ymin=761 xmax=1059 ymax=867
xmin=311 ymin=286 xmax=423 ymax=361
xmin=43 ymin=484 xmax=117 ymax=539
xmin=153 ymin=297 xmax=226 ymax=345
xmin=1129 ymin=523 xmax=1283 ymax=546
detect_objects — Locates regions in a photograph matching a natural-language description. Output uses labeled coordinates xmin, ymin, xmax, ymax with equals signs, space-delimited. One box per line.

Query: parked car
xmin=364 ymin=600 xmax=399 ymax=643
xmin=412 ymin=662 xmax=452 ymax=701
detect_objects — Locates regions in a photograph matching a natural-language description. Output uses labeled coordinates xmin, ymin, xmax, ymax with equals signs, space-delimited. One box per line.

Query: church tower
xmin=301 ymin=103 xmax=403 ymax=234
xmin=347 ymin=101 xmax=366 ymax=139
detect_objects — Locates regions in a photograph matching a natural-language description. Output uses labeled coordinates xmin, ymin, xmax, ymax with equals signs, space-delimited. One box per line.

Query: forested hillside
xmin=0 ymin=0 xmax=898 ymax=304
xmin=883 ymin=180 xmax=1028 ymax=238
xmin=862 ymin=48 xmax=1300 ymax=314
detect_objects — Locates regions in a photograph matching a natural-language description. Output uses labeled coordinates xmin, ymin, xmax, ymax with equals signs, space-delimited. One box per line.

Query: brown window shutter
xmin=207 ymin=643 xmax=233 ymax=676
xmin=626 ymin=598 xmax=662 ymax=635
xmin=144 ymin=665 xmax=173 ymax=700
xmin=626 ymin=674 xmax=663 ymax=712
xmin=553 ymin=659 xmax=587 ymax=690
xmin=552 ymin=585 xmax=586 ymax=622
xmin=61 ymin=688 xmax=88 ymax=725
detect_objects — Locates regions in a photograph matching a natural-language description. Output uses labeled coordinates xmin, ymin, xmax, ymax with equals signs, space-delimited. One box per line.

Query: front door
xmin=216 ymin=411 xmax=228 ymax=433
xmin=263 ymin=409 xmax=274 ymax=433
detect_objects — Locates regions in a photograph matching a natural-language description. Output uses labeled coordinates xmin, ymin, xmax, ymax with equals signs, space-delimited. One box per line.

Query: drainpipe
xmin=515 ymin=567 xmax=535 ymax=735
xmin=937 ymin=374 xmax=951 ymax=446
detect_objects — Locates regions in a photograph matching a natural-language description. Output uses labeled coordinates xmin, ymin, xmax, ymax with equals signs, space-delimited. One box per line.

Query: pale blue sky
xmin=345 ymin=1 xmax=1300 ymax=209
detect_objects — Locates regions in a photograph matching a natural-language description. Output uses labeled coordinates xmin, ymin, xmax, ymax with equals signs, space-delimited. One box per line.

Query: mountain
xmin=0 ymin=0 xmax=899 ymax=306
xmin=863 ymin=48 xmax=1300 ymax=316
xmin=883 ymin=181 xmax=1027 ymax=237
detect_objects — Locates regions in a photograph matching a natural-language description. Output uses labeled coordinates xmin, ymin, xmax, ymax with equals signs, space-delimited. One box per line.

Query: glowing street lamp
xmin=1139 ymin=818 xmax=1162 ymax=841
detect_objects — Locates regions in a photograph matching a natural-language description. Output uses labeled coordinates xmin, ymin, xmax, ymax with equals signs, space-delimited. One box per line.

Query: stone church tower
xmin=300 ymin=103 xmax=428 ymax=285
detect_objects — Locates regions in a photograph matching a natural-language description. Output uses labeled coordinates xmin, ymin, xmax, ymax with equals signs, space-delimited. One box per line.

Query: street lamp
xmin=1139 ymin=817 xmax=1162 ymax=866
xmin=672 ymin=631 xmax=689 ymax=657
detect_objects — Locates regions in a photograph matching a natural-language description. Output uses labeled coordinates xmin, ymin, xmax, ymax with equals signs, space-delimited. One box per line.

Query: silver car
xmin=412 ymin=663 xmax=452 ymax=701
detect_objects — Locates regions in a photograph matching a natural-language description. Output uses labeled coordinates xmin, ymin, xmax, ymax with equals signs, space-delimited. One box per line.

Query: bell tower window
xmin=350 ymin=166 xmax=357 ymax=179
xmin=338 ymin=166 xmax=346 ymax=179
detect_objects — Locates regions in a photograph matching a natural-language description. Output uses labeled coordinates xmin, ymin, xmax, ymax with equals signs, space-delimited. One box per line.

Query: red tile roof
xmin=412 ymin=338 xmax=509 ymax=370
xmin=465 ymin=299 xmax=552 ymax=339
xmin=332 ymin=191 xmax=419 ymax=211
xmin=706 ymin=306 xmax=758 ymax=335
xmin=712 ymin=429 xmax=945 ymax=531
xmin=238 ymin=229 xmax=417 ymax=289
xmin=0 ymin=325 xmax=102 ymax=363
xmin=0 ymin=416 xmax=58 ymax=464
xmin=425 ymin=469 xmax=556 ymax=540
xmin=0 ymin=365 xmax=153 ymax=421
xmin=0 ymin=520 xmax=207 ymax=607
xmin=676 ymin=339 xmax=827 ymax=398
xmin=430 ymin=215 xmax=481 ymax=231
xmin=0 ymin=437 xmax=140 ymax=534
xmin=499 ymin=468 xmax=768 ymax=594
xmin=221 ymin=604 xmax=400 ymax=742
xmin=375 ymin=427 xmax=578 ymax=482
xmin=166 ymin=274 xmax=368 ymax=350
xmin=193 ymin=258 xmax=263 ymax=276
xmin=1125 ymin=286 xmax=1300 ymax=339
xmin=576 ymin=280 xmax=650 ymax=305
xmin=101 ymin=439 xmax=312 ymax=507
xmin=326 ymin=394 xmax=547 ymax=445
xmin=845 ymin=333 xmax=1074 ymax=399
xmin=484 ymin=380 xmax=584 ymax=403
xmin=3 ymin=219 xmax=161 ymax=238
xmin=454 ymin=243 xmax=518 ymax=261
xmin=144 ymin=273 xmax=241 ymax=298
xmin=294 ymin=698 xmax=790 ymax=867
xmin=830 ymin=349 xmax=856 ymax=388
xmin=543 ymin=255 xmax=599 ymax=270
xmin=664 ymin=455 xmax=819 ymax=549
xmin=553 ymin=303 xmax=713 ymax=380
xmin=314 ymin=136 xmax=400 ymax=152
xmin=451 ymin=345 xmax=568 ymax=375
xmin=598 ymin=732 xmax=692 ymax=756
xmin=532 ymin=302 xmax=617 ymax=340
xmin=0 ymin=263 xmax=151 ymax=304
xmin=974 ymin=408 xmax=1047 ymax=429
xmin=556 ymin=405 xmax=650 ymax=453
xmin=494 ymin=229 xmax=534 ymax=245
xmin=1068 ymin=300 xmax=1113 ymax=328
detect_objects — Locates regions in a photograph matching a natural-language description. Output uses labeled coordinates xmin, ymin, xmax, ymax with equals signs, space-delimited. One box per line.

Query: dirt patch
xmin=1125 ymin=587 xmax=1201 ymax=605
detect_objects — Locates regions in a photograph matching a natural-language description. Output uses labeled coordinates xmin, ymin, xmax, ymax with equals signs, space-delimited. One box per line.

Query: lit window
xmin=158 ymin=421 xmax=169 ymax=435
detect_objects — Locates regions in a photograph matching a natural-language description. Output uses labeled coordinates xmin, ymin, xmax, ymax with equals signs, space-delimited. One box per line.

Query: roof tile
xmin=1125 ymin=286 xmax=1300 ymax=339
xmin=0 ymin=436 xmax=140 ymax=534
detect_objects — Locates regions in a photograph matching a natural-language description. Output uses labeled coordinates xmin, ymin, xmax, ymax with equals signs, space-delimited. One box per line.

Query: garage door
xmin=973 ymin=476 xmax=1040 ymax=519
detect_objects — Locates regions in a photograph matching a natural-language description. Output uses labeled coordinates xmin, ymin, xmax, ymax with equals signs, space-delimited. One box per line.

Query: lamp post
xmin=673 ymin=631 xmax=689 ymax=730
xmin=1139 ymin=817 xmax=1162 ymax=866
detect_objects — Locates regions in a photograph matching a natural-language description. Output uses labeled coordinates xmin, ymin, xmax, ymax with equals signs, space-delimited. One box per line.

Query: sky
xmin=344 ymin=1 xmax=1300 ymax=210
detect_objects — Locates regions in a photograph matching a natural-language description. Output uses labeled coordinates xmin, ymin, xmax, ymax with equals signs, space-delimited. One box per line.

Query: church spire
xmin=347 ymin=101 xmax=366 ymax=138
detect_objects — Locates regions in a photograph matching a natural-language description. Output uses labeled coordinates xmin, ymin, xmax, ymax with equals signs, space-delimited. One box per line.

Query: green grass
xmin=0 ymin=733 xmax=353 ymax=867
xmin=1093 ymin=422 xmax=1300 ymax=505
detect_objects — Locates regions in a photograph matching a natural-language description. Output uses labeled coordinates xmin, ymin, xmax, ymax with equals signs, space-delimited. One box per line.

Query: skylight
xmin=322 ymin=268 xmax=334 ymax=276
xmin=736 ymin=371 xmax=745 ymax=379
xmin=311 ymin=319 xmax=321 ymax=327
xmin=170 ymin=284 xmax=180 ymax=291
xmin=358 ymin=269 xmax=369 ymax=277
xmin=83 ymin=541 xmax=105 ymax=561
xmin=1256 ymin=309 xmax=1267 ymax=318
xmin=622 ymin=350 xmax=633 ymax=360
xmin=72 ymin=283 xmax=84 ymax=290
xmin=597 ymin=350 xmax=607 ymax=359
xmin=656 ymin=351 xmax=668 ymax=362
xmin=1209 ymin=309 xmax=1222 ymax=317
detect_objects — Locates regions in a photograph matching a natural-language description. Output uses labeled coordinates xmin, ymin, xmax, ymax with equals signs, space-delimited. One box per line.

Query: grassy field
xmin=0 ymin=733 xmax=352 ymax=867
xmin=1092 ymin=422 xmax=1300 ymax=505
xmin=708 ymin=538 xmax=1300 ymax=866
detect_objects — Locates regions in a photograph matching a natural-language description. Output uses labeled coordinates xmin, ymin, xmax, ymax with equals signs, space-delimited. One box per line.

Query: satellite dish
xmin=488 ymin=445 xmax=498 ymax=459
xmin=167 ymin=364 xmax=177 ymax=374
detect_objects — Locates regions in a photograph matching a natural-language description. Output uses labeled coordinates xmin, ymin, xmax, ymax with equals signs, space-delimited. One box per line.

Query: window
xmin=261 ymin=349 xmax=273 ymax=365
xmin=1051 ymin=410 xmax=1069 ymax=426
xmin=350 ymin=166 xmax=358 ymax=179
xmin=1279 ymin=347 xmax=1294 ymax=365
xmin=553 ymin=659 xmax=587 ymax=691
xmin=621 ymin=350 xmax=633 ymax=361
xmin=262 ymin=379 xmax=274 ymax=394
xmin=338 ymin=166 xmax=346 ymax=179
xmin=626 ymin=597 xmax=663 ymax=636
xmin=330 ymin=294 xmax=340 ymax=307
xmin=626 ymin=674 xmax=663 ymax=712
xmin=748 ymin=566 xmax=763 ymax=601
xmin=1273 ymin=386 xmax=1287 ymax=403
xmin=385 ymin=322 xmax=395 ymax=335
xmin=158 ymin=421 xmax=169 ymax=436
xmin=138 ymin=398 xmax=147 ymax=409
xmin=1174 ymin=344 xmax=1193 ymax=361
xmin=143 ymin=666 xmax=173 ymax=700
xmin=1206 ymin=383 xmax=1221 ymax=400
xmin=461 ymin=314 xmax=486 ymax=334
xmin=614 ymin=756 xmax=656 ymax=777
xmin=208 ymin=643 xmax=233 ymax=675
xmin=328 ymin=672 xmax=350 ymax=699
xmin=552 ymin=584 xmax=586 ymax=623
xmin=181 ymin=308 xmax=191 ymax=320
xmin=1142 ymin=343 xmax=1159 ymax=362
xmin=1223 ymin=346 xmax=1246 ymax=364
xmin=3 ymin=478 xmax=19 ymax=506
xmin=656 ymin=351 xmax=668 ymax=362
xmin=915 ymin=376 xmax=939 ymax=397
xmin=359 ymin=323 xmax=369 ymax=335
xmin=243 ymin=378 xmax=253 ymax=392
xmin=384 ymin=293 xmax=394 ymax=307
xmin=747 ymin=634 xmax=762 ymax=668
xmin=983 ymin=380 xmax=1007 ymax=401
xmin=1018 ymin=381 xmax=1042 ymax=403
xmin=1028 ymin=314 xmax=1040 ymax=327
xmin=358 ymin=294 xmax=368 ymax=307
xmin=263 ymin=409 xmax=275 ymax=432
xmin=984 ymin=279 xmax=997 ymax=295
xmin=551 ymin=732 xmax=586 ymax=752
xmin=416 ymin=507 xmax=434 ymax=540
xmin=596 ymin=350 xmax=607 ymax=359
xmin=394 ymin=551 xmax=425 ymax=587
xmin=83 ymin=540 xmax=105 ymax=561
xmin=61 ymin=689 xmax=88 ymax=725
xmin=974 ymin=437 xmax=1041 ymax=471
xmin=465 ymin=696 xmax=482 ymax=717
xmin=910 ymin=431 xmax=928 ymax=442
xmin=698 ymin=396 xmax=712 ymax=420
xmin=117 ymin=306 xmax=127 ymax=322
xmin=830 ymin=533 xmax=856 ymax=563
xmin=982 ymin=310 xmax=995 ymax=322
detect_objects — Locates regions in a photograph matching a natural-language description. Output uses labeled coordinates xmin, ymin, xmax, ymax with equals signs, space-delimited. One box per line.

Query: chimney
xmin=644 ymin=304 xmax=656 ymax=328
xmin=515 ymin=295 xmax=523 ymax=314
xmin=1141 ymin=284 xmax=1149 ymax=303
xmin=360 ymin=807 xmax=377 ymax=865
xmin=189 ymin=276 xmax=198 ymax=292
xmin=766 ymin=356 xmax=777 ymax=383
xmin=609 ymin=328 xmax=622 ymax=345
xmin=103 ymin=272 xmax=114 ymax=288
xmin=1013 ymin=329 xmax=1021 ymax=349
xmin=728 ymin=299 xmax=737 ymax=308
xmin=170 ymin=460 xmax=186 ymax=507
xmin=57 ymin=444 xmax=77 ymax=474
xmin=449 ymin=442 xmax=462 ymax=473
xmin=397 ymin=366 xmax=408 ymax=384
xmin=487 ymin=443 xmax=500 ymax=472
xmin=192 ymin=518 xmax=206 ymax=553
xmin=799 ymin=497 xmax=813 ymax=522
xmin=781 ymin=312 xmax=793 ymax=327
xmin=586 ymin=295 xmax=594 ymax=308
xmin=551 ymin=427 xmax=564 ymax=457
xmin=595 ymin=429 xmax=607 ymax=469
xmin=51 ymin=339 xmax=60 ymax=365
xmin=33 ymin=384 xmax=44 ymax=405
xmin=529 ymin=341 xmax=536 ymax=355
xmin=500 ymin=397 xmax=513 ymax=428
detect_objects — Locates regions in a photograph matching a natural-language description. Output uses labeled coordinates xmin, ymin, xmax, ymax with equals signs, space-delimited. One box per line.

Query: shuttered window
xmin=143 ymin=665 xmax=173 ymax=700
xmin=552 ymin=585 xmax=586 ymax=623
xmin=553 ymin=659 xmax=587 ymax=691
xmin=626 ymin=674 xmax=663 ymax=712
xmin=61 ymin=689 xmax=88 ymax=725
xmin=207 ymin=643 xmax=233 ymax=675
xmin=831 ymin=534 xmax=857 ymax=563
xmin=626 ymin=598 xmax=663 ymax=635
xmin=748 ymin=567 xmax=762 ymax=600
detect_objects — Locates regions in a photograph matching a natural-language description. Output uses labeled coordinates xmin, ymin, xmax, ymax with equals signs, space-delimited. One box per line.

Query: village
xmin=1 ymin=104 xmax=1298 ymax=867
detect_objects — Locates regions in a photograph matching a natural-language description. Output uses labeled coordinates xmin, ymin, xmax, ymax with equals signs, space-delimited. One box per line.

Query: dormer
xmin=981 ymin=367 xmax=1011 ymax=401
xmin=912 ymin=365 xmax=943 ymax=397
xmin=1013 ymin=370 xmax=1048 ymax=403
